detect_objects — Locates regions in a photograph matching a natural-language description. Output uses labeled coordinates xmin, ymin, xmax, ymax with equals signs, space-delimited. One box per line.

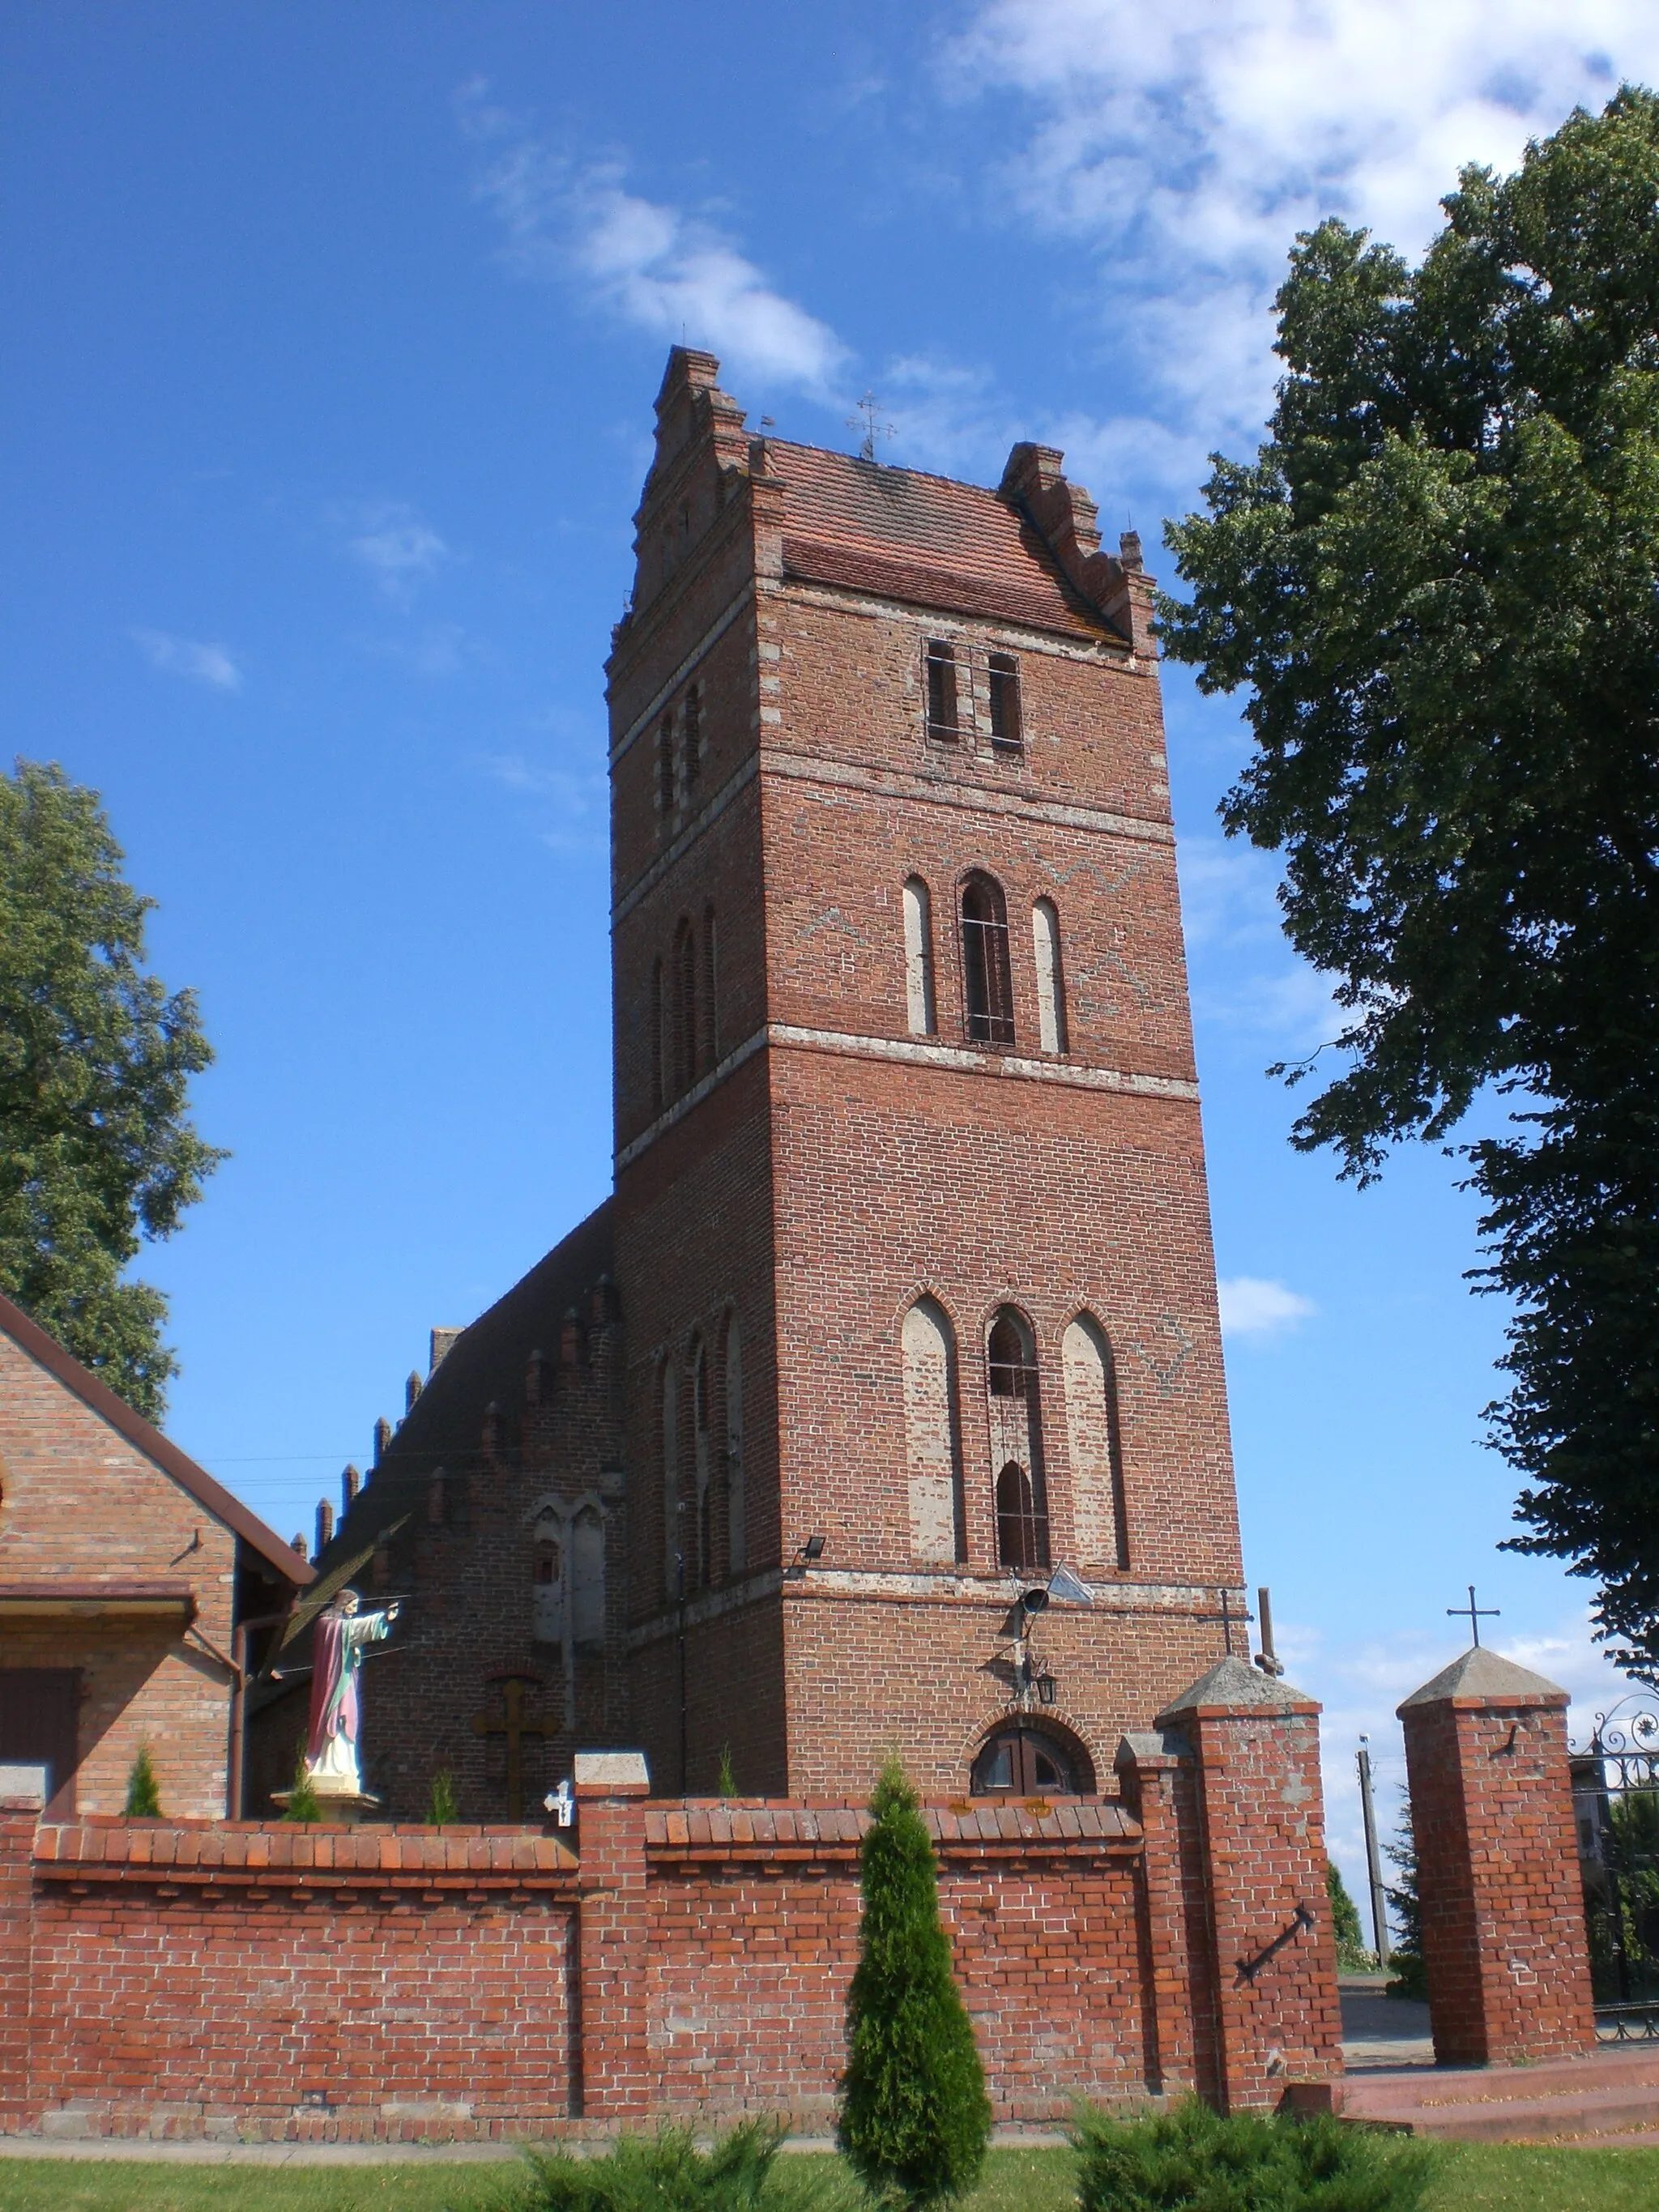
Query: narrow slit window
xmin=961 ymin=872 xmax=1015 ymax=1046
xmin=673 ymin=918 xmax=697 ymax=1098
xmin=650 ymin=957 xmax=665 ymax=1115
xmin=702 ymin=904 xmax=719 ymax=1071
xmin=902 ymin=876 xmax=936 ymax=1037
xmin=683 ymin=685 xmax=702 ymax=799
xmin=657 ymin=714 xmax=676 ymax=820
xmin=1032 ymin=898 xmax=1068 ymax=1055
xmin=925 ymin=641 xmax=958 ymax=741
xmin=988 ymin=654 xmax=1022 ymax=750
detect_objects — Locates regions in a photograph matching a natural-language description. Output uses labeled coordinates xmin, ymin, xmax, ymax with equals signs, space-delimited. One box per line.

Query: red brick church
xmin=252 ymin=347 xmax=1246 ymax=1819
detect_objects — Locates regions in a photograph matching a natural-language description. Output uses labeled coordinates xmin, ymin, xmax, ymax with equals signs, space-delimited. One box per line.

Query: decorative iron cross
xmin=1447 ymin=1585 xmax=1500 ymax=1647
xmin=470 ymin=1673 xmax=550 ymax=1821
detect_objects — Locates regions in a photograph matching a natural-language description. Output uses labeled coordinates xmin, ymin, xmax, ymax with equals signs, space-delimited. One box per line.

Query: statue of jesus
xmin=304 ymin=1588 xmax=400 ymax=1798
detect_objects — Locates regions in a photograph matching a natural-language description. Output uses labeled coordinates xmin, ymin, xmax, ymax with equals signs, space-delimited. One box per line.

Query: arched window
xmin=962 ymin=874 xmax=1014 ymax=1046
xmin=570 ymin=1504 xmax=605 ymax=1648
xmin=925 ymin=639 xmax=958 ymax=741
xmin=988 ymin=652 xmax=1023 ymax=751
xmin=996 ymin=1462 xmax=1047 ymax=1571
xmin=1031 ymin=898 xmax=1068 ymax=1055
xmin=902 ymin=876 xmax=936 ymax=1037
xmin=683 ymin=684 xmax=702 ymax=799
xmin=725 ymin=1313 xmax=745 ymax=1572
xmin=657 ymin=714 xmax=676 ymax=820
xmin=901 ymin=1298 xmax=966 ymax=1563
xmin=971 ymin=1721 xmax=1090 ymax=1796
xmin=702 ymin=905 xmax=719 ymax=1071
xmin=532 ymin=1531 xmax=562 ymax=1644
xmin=692 ymin=1338 xmax=712 ymax=1588
xmin=987 ymin=1306 xmax=1049 ymax=1570
xmin=673 ymin=918 xmax=697 ymax=1097
xmin=1063 ymin=1313 xmax=1128 ymax=1571
xmin=662 ymin=1362 xmax=680 ymax=1598
xmin=650 ymin=956 xmax=665 ymax=1116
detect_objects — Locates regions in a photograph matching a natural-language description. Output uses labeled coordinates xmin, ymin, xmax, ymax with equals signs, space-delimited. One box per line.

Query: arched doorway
xmin=970 ymin=1720 xmax=1091 ymax=1796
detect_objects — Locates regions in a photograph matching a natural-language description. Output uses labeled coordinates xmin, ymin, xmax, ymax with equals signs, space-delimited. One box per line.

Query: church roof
xmin=1397 ymin=1645 xmax=1570 ymax=1711
xmin=767 ymin=441 xmax=1117 ymax=642
xmin=326 ymin=1199 xmax=615 ymax=1555
xmin=0 ymin=1289 xmax=311 ymax=1588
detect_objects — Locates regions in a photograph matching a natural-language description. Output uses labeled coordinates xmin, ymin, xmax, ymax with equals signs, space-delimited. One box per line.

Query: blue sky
xmin=7 ymin=2 xmax=1659 ymax=1897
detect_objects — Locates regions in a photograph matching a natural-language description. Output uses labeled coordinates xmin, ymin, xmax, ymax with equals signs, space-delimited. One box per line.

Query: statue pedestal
xmin=270 ymin=1788 xmax=382 ymax=1826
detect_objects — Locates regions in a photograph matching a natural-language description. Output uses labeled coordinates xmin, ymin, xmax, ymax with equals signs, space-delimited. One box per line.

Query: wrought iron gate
xmin=1572 ymin=1703 xmax=1659 ymax=2038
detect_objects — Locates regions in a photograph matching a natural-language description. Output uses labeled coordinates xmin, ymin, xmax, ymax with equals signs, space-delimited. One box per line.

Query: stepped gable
xmin=335 ymin=1198 xmax=615 ymax=1545
xmin=767 ymin=439 xmax=1120 ymax=642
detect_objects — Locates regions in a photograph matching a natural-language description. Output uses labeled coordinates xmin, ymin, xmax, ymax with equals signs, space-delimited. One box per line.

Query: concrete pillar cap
xmin=1397 ymin=1645 xmax=1569 ymax=1715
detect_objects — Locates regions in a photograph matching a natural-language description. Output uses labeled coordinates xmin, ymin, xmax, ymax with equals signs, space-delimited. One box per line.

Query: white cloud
xmin=460 ymin=86 xmax=849 ymax=402
xmin=947 ymin=2 xmax=1659 ymax=505
xmin=130 ymin=628 xmax=242 ymax=693
xmin=336 ymin=501 xmax=450 ymax=607
xmin=1218 ymin=1274 xmax=1316 ymax=1336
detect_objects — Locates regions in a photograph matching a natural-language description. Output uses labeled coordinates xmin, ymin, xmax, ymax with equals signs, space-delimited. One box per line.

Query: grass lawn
xmin=0 ymin=2139 xmax=1654 ymax=2212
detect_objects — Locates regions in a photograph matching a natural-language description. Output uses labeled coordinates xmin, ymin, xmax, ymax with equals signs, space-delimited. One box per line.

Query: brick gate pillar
xmin=574 ymin=1751 xmax=653 ymax=2118
xmin=1397 ymin=1647 xmax=1596 ymax=2066
xmin=0 ymin=1788 xmax=41 ymax=2130
xmin=1157 ymin=1655 xmax=1342 ymax=2112
xmin=1115 ymin=1730 xmax=1196 ymax=2098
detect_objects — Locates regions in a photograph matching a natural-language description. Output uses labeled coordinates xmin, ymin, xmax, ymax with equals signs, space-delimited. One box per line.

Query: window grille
xmin=996 ymin=1461 xmax=1051 ymax=1571
xmin=961 ymin=872 xmax=1015 ymax=1045
xmin=925 ymin=640 xmax=958 ymax=741
xmin=988 ymin=653 xmax=1023 ymax=749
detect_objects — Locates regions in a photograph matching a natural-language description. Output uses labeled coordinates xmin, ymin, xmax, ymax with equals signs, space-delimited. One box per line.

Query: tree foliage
xmin=0 ymin=758 xmax=223 ymax=1419
xmin=122 ymin=1744 xmax=162 ymax=1818
xmin=1075 ymin=2098 xmax=1434 ymax=2212
xmin=838 ymin=1761 xmax=990 ymax=2209
xmin=1384 ymin=1797 xmax=1427 ymax=2004
xmin=1161 ymin=89 xmax=1659 ymax=1676
xmin=1326 ymin=1859 xmax=1372 ymax=1971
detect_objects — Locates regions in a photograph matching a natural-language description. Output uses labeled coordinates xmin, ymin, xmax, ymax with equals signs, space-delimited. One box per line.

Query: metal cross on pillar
xmin=1447 ymin=1585 xmax=1501 ymax=1647
xmin=470 ymin=1672 xmax=551 ymax=1821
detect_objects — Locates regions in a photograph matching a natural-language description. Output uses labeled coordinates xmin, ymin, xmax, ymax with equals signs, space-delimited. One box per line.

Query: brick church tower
xmin=257 ymin=347 xmax=1247 ymax=1818
xmin=608 ymin=349 xmax=1243 ymax=1796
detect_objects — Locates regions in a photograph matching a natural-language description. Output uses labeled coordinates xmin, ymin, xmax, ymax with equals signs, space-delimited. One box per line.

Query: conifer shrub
xmin=838 ymin=1759 xmax=991 ymax=2208
xmin=429 ymin=1768 xmax=459 ymax=1824
xmin=1384 ymin=1798 xmax=1427 ymax=2002
xmin=283 ymin=1749 xmax=322 ymax=1823
xmin=520 ymin=2121 xmax=782 ymax=2212
xmin=1325 ymin=1861 xmax=1374 ymax=1971
xmin=122 ymin=1745 xmax=162 ymax=1818
xmin=1075 ymin=2098 xmax=1435 ymax=2212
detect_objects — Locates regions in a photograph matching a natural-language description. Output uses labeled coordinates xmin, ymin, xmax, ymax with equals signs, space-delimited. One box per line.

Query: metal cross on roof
xmin=1448 ymin=1584 xmax=1501 ymax=1646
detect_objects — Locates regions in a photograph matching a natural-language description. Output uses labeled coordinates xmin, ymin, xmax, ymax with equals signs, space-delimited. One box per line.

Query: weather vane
xmin=847 ymin=390 xmax=893 ymax=464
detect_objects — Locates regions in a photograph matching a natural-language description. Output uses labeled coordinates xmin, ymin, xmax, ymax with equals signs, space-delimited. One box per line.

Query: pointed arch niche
xmin=661 ymin=1360 xmax=680 ymax=1597
xmin=900 ymin=1298 xmax=966 ymax=1564
xmin=987 ymin=1306 xmax=1050 ymax=1571
xmin=1062 ymin=1312 xmax=1128 ymax=1571
xmin=724 ymin=1312 xmax=745 ymax=1573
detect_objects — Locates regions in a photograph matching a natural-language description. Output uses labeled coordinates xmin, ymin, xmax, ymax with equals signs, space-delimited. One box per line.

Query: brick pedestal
xmin=0 ymin=1793 xmax=41 ymax=2129
xmin=1398 ymin=1647 xmax=1596 ymax=2067
xmin=1157 ymin=1656 xmax=1343 ymax=2112
xmin=573 ymin=1752 xmax=653 ymax=2118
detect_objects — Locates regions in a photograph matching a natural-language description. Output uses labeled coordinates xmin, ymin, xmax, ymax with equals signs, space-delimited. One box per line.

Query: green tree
xmin=122 ymin=1744 xmax=162 ymax=1818
xmin=1326 ymin=1858 xmax=1372 ymax=1971
xmin=0 ymin=759 xmax=223 ymax=1419
xmin=283 ymin=1749 xmax=322 ymax=1823
xmin=1161 ymin=88 xmax=1659 ymax=1679
xmin=838 ymin=1760 xmax=990 ymax=2209
xmin=1384 ymin=1797 xmax=1428 ymax=2003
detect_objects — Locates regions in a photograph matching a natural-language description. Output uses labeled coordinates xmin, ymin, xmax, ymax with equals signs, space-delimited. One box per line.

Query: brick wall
xmin=1399 ymin=1650 xmax=1596 ymax=2066
xmin=1 ymin=1681 xmax=1344 ymax=2140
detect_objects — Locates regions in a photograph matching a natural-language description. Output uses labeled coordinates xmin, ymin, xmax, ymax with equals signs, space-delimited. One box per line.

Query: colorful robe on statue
xmin=305 ymin=1605 xmax=394 ymax=1792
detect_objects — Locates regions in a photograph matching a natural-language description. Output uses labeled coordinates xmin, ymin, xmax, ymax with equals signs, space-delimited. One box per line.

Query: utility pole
xmin=1357 ymin=1736 xmax=1392 ymax=1969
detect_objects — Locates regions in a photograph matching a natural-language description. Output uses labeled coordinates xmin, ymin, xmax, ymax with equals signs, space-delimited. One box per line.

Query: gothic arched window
xmin=570 ymin=1504 xmax=605 ymax=1649
xmin=1031 ymin=897 xmax=1068 ymax=1055
xmin=1062 ymin=1312 xmax=1128 ymax=1571
xmin=692 ymin=1337 xmax=712 ymax=1588
xmin=682 ymin=684 xmax=702 ymax=799
xmin=702 ymin=904 xmax=719 ymax=1072
xmin=650 ymin=956 xmax=665 ymax=1116
xmin=661 ymin=1361 xmax=680 ymax=1598
xmin=902 ymin=876 xmax=936 ymax=1037
xmin=532 ymin=1532 xmax=562 ymax=1644
xmin=987 ymin=1306 xmax=1049 ymax=1570
xmin=962 ymin=873 xmax=1014 ymax=1046
xmin=901 ymin=1297 xmax=966 ymax=1563
xmin=725 ymin=1312 xmax=745 ymax=1572
xmin=657 ymin=714 xmax=676 ymax=821
xmin=673 ymin=918 xmax=697 ymax=1098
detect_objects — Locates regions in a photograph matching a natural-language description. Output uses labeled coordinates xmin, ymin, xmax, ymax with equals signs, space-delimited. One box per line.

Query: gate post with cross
xmin=1398 ymin=1646 xmax=1597 ymax=2065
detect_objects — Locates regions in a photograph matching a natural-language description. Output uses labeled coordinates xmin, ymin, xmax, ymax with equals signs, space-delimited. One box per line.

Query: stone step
xmin=1342 ymin=2047 xmax=1659 ymax=2142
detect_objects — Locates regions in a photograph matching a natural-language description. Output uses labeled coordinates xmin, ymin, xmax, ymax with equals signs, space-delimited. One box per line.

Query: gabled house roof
xmin=0 ymin=1289 xmax=313 ymax=1588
